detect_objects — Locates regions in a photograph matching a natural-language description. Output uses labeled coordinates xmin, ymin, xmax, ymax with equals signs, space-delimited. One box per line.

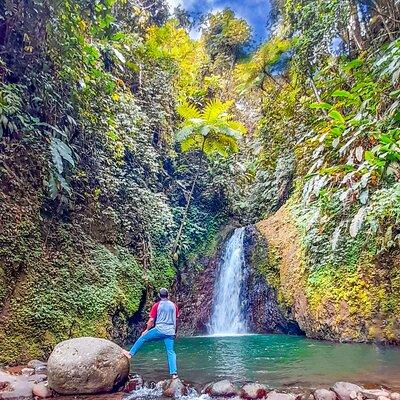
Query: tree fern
xmin=172 ymin=98 xmax=246 ymax=257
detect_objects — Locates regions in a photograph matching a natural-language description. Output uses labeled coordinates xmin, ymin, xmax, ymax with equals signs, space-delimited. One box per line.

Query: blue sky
xmin=167 ymin=0 xmax=273 ymax=44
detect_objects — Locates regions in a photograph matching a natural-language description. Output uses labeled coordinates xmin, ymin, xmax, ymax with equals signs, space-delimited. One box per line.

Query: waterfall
xmin=209 ymin=227 xmax=248 ymax=335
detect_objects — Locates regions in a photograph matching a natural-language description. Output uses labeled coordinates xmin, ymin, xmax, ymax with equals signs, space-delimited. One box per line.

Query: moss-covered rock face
xmin=0 ymin=194 xmax=146 ymax=363
xmin=256 ymin=197 xmax=400 ymax=344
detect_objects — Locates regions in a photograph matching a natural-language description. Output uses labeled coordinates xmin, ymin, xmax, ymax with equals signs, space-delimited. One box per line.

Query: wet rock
xmin=331 ymin=383 xmax=362 ymax=400
xmin=32 ymin=383 xmax=52 ymax=399
xmin=390 ymin=393 xmax=400 ymax=400
xmin=266 ymin=391 xmax=296 ymax=400
xmin=122 ymin=375 xmax=144 ymax=393
xmin=314 ymin=389 xmax=337 ymax=400
xmin=0 ymin=383 xmax=10 ymax=392
xmin=162 ymin=379 xmax=188 ymax=398
xmin=27 ymin=376 xmax=47 ymax=385
xmin=20 ymin=370 xmax=34 ymax=378
xmin=240 ymin=383 xmax=268 ymax=400
xmin=359 ymin=391 xmax=390 ymax=400
xmin=26 ymin=362 xmax=46 ymax=376
xmin=144 ymin=381 xmax=156 ymax=389
xmin=47 ymin=337 xmax=129 ymax=394
xmin=203 ymin=380 xmax=237 ymax=397
xmin=0 ymin=371 xmax=33 ymax=400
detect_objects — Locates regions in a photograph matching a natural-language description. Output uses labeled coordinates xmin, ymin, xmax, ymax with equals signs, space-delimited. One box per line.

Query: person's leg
xmin=129 ymin=328 xmax=162 ymax=356
xmin=163 ymin=336 xmax=178 ymax=377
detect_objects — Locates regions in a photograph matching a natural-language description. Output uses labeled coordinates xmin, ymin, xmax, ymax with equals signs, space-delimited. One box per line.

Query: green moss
xmin=252 ymin=230 xmax=281 ymax=290
xmin=0 ymin=218 xmax=148 ymax=364
xmin=287 ymin=187 xmax=400 ymax=342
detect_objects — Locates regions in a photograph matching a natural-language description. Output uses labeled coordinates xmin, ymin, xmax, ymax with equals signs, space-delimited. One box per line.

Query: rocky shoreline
xmin=2 ymin=338 xmax=400 ymax=400
xmin=1 ymin=363 xmax=400 ymax=400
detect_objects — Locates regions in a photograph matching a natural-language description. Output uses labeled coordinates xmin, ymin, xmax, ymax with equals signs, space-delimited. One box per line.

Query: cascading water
xmin=208 ymin=227 xmax=248 ymax=335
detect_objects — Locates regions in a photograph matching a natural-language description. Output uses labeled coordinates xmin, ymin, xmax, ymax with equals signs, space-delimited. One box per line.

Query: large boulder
xmin=47 ymin=337 xmax=129 ymax=395
xmin=331 ymin=383 xmax=362 ymax=400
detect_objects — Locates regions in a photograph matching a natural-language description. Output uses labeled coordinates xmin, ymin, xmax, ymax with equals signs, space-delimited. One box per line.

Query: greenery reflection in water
xmin=129 ymin=334 xmax=400 ymax=389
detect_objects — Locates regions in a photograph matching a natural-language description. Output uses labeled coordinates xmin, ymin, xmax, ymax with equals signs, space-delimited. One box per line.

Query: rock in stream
xmin=47 ymin=337 xmax=129 ymax=395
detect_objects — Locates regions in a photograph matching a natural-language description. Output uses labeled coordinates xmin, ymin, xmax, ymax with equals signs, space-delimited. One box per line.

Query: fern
xmin=175 ymin=98 xmax=245 ymax=157
xmin=177 ymin=101 xmax=201 ymax=120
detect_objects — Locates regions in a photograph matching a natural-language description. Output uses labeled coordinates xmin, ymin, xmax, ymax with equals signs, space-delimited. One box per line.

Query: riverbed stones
xmin=20 ymin=370 xmax=34 ymax=378
xmin=47 ymin=337 xmax=129 ymax=395
xmin=266 ymin=391 xmax=296 ymax=400
xmin=0 ymin=371 xmax=33 ymax=400
xmin=390 ymin=393 xmax=400 ymax=400
xmin=27 ymin=361 xmax=47 ymax=375
xmin=314 ymin=389 xmax=337 ymax=400
xmin=162 ymin=378 xmax=188 ymax=398
xmin=203 ymin=380 xmax=237 ymax=397
xmin=240 ymin=383 xmax=268 ymax=400
xmin=359 ymin=390 xmax=390 ymax=400
xmin=32 ymin=383 xmax=52 ymax=399
xmin=123 ymin=375 xmax=144 ymax=393
xmin=331 ymin=382 xmax=363 ymax=400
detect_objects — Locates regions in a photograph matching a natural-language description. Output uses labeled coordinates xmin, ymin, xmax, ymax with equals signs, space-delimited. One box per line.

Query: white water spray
xmin=209 ymin=227 xmax=248 ymax=335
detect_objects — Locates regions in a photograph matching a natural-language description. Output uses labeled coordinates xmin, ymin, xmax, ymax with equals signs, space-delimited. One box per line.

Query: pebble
xmin=314 ymin=389 xmax=337 ymax=400
xmin=32 ymin=383 xmax=52 ymax=398
xmin=359 ymin=390 xmax=390 ymax=400
xmin=21 ymin=369 xmax=34 ymax=377
xmin=240 ymin=383 xmax=268 ymax=400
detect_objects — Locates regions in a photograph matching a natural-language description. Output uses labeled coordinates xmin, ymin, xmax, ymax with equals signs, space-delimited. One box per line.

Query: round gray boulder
xmin=47 ymin=337 xmax=129 ymax=395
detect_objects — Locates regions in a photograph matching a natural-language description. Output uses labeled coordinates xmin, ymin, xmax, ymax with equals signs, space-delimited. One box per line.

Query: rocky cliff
xmin=255 ymin=204 xmax=400 ymax=343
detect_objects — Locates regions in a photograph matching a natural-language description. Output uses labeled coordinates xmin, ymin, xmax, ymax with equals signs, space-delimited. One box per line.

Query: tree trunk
xmin=349 ymin=0 xmax=364 ymax=51
xmin=172 ymin=140 xmax=206 ymax=258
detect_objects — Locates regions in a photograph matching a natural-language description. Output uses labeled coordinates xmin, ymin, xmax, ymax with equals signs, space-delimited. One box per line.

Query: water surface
xmin=129 ymin=334 xmax=400 ymax=390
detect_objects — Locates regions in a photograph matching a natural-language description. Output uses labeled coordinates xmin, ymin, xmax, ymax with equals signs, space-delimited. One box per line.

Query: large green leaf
xmin=329 ymin=110 xmax=345 ymax=123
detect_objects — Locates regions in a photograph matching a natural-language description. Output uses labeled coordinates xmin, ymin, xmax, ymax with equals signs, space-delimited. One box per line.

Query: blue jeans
xmin=129 ymin=328 xmax=177 ymax=375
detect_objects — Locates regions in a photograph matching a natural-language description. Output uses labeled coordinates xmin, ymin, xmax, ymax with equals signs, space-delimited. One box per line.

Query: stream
xmin=129 ymin=334 xmax=400 ymax=389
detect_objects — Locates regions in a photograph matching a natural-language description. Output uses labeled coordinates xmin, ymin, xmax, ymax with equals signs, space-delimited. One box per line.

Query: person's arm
xmin=142 ymin=317 xmax=155 ymax=336
xmin=141 ymin=302 xmax=158 ymax=336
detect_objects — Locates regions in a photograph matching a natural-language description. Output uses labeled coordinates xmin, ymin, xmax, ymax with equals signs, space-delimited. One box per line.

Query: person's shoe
xmin=123 ymin=350 xmax=132 ymax=359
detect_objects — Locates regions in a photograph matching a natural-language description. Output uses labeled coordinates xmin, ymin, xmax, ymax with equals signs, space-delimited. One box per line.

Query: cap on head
xmin=159 ymin=288 xmax=169 ymax=299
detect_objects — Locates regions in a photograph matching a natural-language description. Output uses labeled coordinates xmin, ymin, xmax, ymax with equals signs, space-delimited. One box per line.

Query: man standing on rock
xmin=123 ymin=288 xmax=179 ymax=380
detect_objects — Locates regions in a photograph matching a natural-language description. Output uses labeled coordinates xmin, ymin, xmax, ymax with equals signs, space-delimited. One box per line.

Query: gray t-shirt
xmin=151 ymin=299 xmax=178 ymax=336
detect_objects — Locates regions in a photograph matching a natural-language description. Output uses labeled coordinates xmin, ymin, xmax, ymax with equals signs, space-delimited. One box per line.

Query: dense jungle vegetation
xmin=0 ymin=0 xmax=399 ymax=363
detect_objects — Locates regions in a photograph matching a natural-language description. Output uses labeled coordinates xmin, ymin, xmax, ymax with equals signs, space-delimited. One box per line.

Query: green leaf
xmin=344 ymin=59 xmax=363 ymax=70
xmin=329 ymin=110 xmax=345 ymax=123
xmin=310 ymin=102 xmax=332 ymax=110
xmin=332 ymin=89 xmax=353 ymax=98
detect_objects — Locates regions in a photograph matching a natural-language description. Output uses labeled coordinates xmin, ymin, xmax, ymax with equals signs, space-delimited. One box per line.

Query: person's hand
xmin=123 ymin=350 xmax=131 ymax=359
xmin=141 ymin=329 xmax=148 ymax=337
